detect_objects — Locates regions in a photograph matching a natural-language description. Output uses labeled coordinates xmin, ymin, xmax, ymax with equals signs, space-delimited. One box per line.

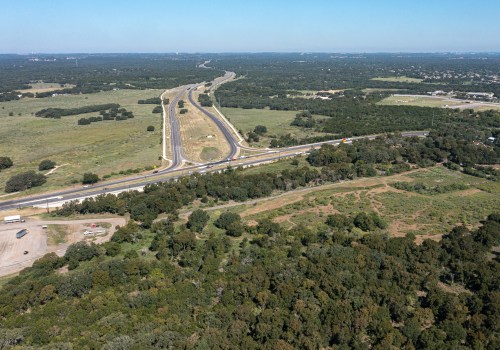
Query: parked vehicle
xmin=4 ymin=215 xmax=25 ymax=224
xmin=16 ymin=229 xmax=28 ymax=239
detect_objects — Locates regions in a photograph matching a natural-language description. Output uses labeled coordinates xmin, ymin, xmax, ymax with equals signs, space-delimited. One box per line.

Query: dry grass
xmin=177 ymin=90 xmax=230 ymax=163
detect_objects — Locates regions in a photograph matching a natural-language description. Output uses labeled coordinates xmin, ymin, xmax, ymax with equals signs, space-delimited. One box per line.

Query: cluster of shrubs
xmin=326 ymin=212 xmax=388 ymax=232
xmin=392 ymin=181 xmax=469 ymax=194
xmin=138 ymin=97 xmax=162 ymax=104
xmin=36 ymin=104 xmax=120 ymax=119
xmin=198 ymin=93 xmax=213 ymax=107
xmin=2 ymin=158 xmax=56 ymax=193
xmin=77 ymin=107 xmax=134 ymax=125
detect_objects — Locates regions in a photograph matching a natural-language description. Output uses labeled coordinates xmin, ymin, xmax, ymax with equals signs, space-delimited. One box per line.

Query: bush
xmin=38 ymin=159 xmax=56 ymax=171
xmin=152 ymin=106 xmax=163 ymax=113
xmin=5 ymin=171 xmax=46 ymax=193
xmin=180 ymin=109 xmax=188 ymax=114
xmin=214 ymin=212 xmax=242 ymax=230
xmin=147 ymin=125 xmax=155 ymax=132
xmin=0 ymin=156 xmax=13 ymax=170
xmin=82 ymin=172 xmax=99 ymax=184
xmin=254 ymin=125 xmax=267 ymax=135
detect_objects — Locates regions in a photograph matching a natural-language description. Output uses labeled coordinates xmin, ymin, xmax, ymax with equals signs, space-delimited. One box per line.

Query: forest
xmin=0 ymin=199 xmax=497 ymax=349
xmin=0 ymin=54 xmax=222 ymax=99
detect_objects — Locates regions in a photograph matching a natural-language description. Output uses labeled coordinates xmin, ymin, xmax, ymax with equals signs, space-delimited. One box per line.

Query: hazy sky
xmin=1 ymin=0 xmax=499 ymax=53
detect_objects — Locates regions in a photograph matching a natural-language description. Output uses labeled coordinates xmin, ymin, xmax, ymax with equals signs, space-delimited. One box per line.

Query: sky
xmin=1 ymin=0 xmax=499 ymax=53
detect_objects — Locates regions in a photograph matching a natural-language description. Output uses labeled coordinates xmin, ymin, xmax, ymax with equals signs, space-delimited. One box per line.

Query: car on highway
xmin=152 ymin=170 xmax=159 ymax=174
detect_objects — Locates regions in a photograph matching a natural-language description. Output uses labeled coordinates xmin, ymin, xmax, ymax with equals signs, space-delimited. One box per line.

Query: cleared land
xmin=0 ymin=89 xmax=164 ymax=194
xmin=18 ymin=82 xmax=76 ymax=94
xmin=221 ymin=107 xmax=328 ymax=147
xmin=0 ymin=216 xmax=125 ymax=277
xmin=180 ymin=165 xmax=500 ymax=242
xmin=372 ymin=76 xmax=424 ymax=83
xmin=178 ymin=89 xmax=230 ymax=163
xmin=379 ymin=94 xmax=500 ymax=111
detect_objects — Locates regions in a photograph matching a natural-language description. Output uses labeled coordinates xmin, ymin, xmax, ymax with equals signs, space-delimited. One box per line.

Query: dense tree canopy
xmin=4 ymin=171 xmax=46 ymax=193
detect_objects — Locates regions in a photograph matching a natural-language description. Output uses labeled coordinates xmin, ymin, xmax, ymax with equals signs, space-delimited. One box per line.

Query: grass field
xmin=0 ymin=89 xmax=164 ymax=195
xmin=372 ymin=76 xmax=424 ymax=83
xmin=221 ymin=107 xmax=328 ymax=147
xmin=180 ymin=166 xmax=500 ymax=242
xmin=379 ymin=94 xmax=500 ymax=111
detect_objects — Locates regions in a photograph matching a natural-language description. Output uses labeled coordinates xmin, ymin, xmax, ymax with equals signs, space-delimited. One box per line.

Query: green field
xmin=371 ymin=76 xmax=424 ymax=83
xmin=186 ymin=166 xmax=500 ymax=240
xmin=221 ymin=107 xmax=328 ymax=147
xmin=0 ymin=89 xmax=164 ymax=195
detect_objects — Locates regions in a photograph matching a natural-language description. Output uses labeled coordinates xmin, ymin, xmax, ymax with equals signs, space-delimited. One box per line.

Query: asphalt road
xmin=188 ymin=75 xmax=240 ymax=160
xmin=166 ymin=85 xmax=193 ymax=169
xmin=0 ymin=131 xmax=427 ymax=212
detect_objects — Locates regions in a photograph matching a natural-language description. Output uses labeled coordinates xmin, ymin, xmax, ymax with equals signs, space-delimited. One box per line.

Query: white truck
xmin=4 ymin=215 xmax=25 ymax=224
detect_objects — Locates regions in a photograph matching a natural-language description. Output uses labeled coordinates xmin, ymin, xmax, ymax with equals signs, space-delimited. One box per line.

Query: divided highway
xmin=0 ymin=71 xmax=430 ymax=213
xmin=0 ymin=131 xmax=428 ymax=212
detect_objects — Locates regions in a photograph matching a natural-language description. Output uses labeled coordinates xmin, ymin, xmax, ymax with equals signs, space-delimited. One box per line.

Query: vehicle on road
xmin=152 ymin=170 xmax=159 ymax=174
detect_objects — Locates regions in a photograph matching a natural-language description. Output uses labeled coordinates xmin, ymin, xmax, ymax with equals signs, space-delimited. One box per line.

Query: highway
xmin=0 ymin=69 xmax=430 ymax=213
xmin=165 ymin=85 xmax=194 ymax=169
xmin=0 ymin=131 xmax=428 ymax=212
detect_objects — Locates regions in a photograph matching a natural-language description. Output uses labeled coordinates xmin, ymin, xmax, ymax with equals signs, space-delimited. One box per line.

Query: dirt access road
xmin=0 ymin=217 xmax=125 ymax=277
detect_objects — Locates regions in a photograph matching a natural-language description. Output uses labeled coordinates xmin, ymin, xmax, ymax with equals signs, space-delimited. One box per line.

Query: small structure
xmin=487 ymin=137 xmax=496 ymax=142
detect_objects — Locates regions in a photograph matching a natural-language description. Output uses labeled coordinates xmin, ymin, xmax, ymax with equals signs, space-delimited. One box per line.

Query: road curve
xmin=188 ymin=85 xmax=239 ymax=160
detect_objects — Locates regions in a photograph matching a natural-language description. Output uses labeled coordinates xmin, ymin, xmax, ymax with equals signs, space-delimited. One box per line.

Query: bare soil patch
xmin=0 ymin=217 xmax=125 ymax=277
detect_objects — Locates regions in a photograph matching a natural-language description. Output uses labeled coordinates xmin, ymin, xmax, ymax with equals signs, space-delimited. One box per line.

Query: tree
xmin=214 ymin=212 xmax=241 ymax=230
xmin=187 ymin=209 xmax=210 ymax=232
xmin=254 ymin=125 xmax=267 ymax=135
xmin=146 ymin=125 xmax=155 ymax=132
xmin=82 ymin=172 xmax=99 ymax=184
xmin=5 ymin=171 xmax=46 ymax=193
xmin=38 ymin=159 xmax=56 ymax=171
xmin=152 ymin=106 xmax=163 ymax=113
xmin=0 ymin=156 xmax=13 ymax=170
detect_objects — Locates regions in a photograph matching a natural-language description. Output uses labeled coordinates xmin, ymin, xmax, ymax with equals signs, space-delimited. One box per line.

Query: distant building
xmin=466 ymin=92 xmax=494 ymax=100
xmin=428 ymin=90 xmax=446 ymax=96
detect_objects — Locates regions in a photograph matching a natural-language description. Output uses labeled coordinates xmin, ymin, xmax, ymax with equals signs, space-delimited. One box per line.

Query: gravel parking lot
xmin=0 ymin=217 xmax=125 ymax=277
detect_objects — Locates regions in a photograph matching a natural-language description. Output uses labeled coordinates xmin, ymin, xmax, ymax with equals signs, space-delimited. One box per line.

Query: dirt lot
xmin=0 ymin=217 xmax=125 ymax=277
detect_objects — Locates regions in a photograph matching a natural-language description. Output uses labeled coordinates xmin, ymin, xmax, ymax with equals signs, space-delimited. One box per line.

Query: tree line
xmin=35 ymin=103 xmax=120 ymax=119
